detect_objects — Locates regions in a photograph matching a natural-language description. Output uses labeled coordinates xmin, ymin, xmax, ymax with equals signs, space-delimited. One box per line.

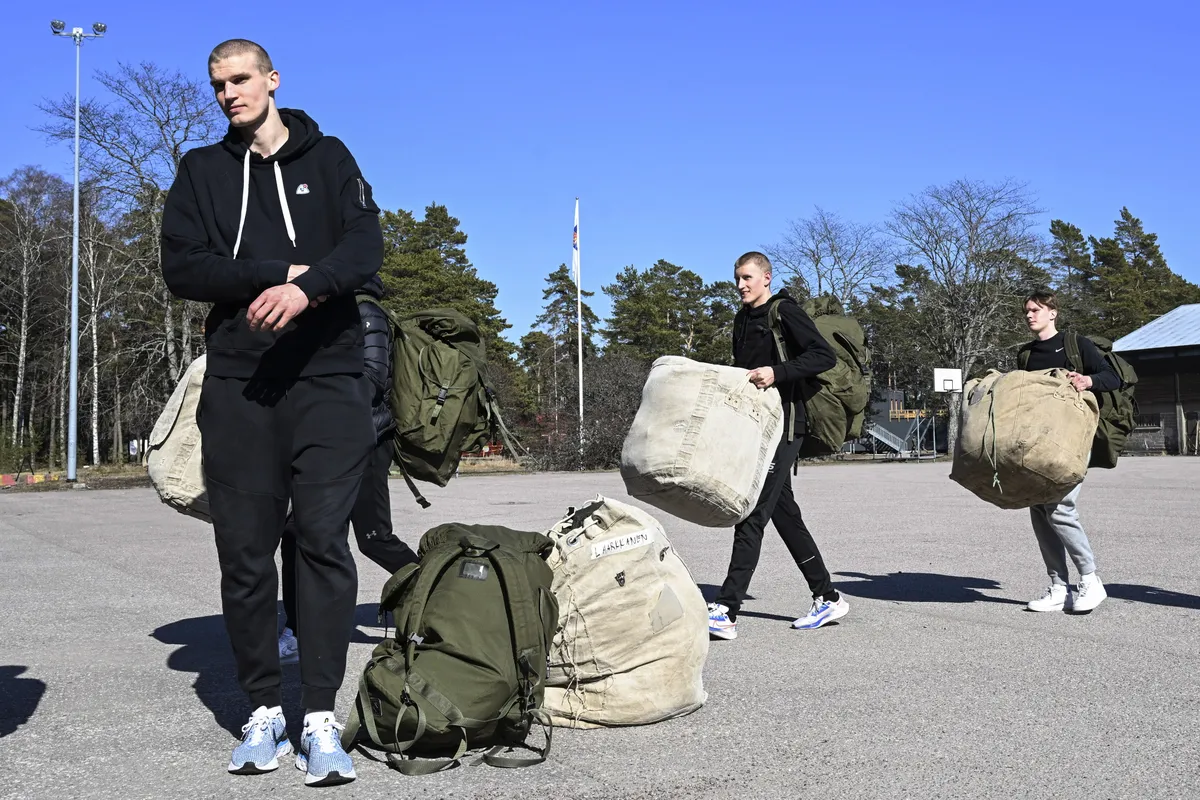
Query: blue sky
xmin=6 ymin=1 xmax=1197 ymax=344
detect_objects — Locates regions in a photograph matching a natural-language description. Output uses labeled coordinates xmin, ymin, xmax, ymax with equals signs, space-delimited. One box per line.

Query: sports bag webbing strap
xmin=766 ymin=301 xmax=796 ymax=443
xmin=480 ymin=714 xmax=553 ymax=769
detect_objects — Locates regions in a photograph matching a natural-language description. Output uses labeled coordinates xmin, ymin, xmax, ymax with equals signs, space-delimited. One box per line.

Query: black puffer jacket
xmin=358 ymin=276 xmax=395 ymax=440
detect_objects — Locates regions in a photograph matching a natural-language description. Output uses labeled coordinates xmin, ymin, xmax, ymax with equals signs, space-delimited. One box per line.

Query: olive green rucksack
xmin=1017 ymin=331 xmax=1138 ymax=469
xmin=767 ymin=294 xmax=872 ymax=459
xmin=357 ymin=296 xmax=525 ymax=506
xmin=341 ymin=523 xmax=559 ymax=774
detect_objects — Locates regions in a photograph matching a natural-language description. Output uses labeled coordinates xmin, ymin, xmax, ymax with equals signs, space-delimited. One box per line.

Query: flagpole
xmin=573 ymin=198 xmax=584 ymax=470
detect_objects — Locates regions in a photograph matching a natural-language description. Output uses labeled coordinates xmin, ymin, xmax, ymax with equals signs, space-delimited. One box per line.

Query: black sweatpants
xmin=199 ymin=373 xmax=374 ymax=712
xmin=715 ymin=434 xmax=836 ymax=619
xmin=280 ymin=435 xmax=419 ymax=634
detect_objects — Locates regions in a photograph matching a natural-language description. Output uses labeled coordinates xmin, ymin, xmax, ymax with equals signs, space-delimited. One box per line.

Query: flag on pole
xmin=572 ymin=198 xmax=580 ymax=285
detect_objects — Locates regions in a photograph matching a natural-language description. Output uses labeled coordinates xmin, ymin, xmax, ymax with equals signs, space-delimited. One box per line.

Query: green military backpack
xmin=357 ymin=296 xmax=525 ymax=506
xmin=341 ymin=523 xmax=559 ymax=774
xmin=767 ymin=294 xmax=872 ymax=459
xmin=1017 ymin=331 xmax=1138 ymax=469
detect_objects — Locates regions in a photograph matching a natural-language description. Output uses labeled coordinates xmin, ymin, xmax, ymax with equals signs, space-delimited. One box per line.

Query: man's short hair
xmin=1024 ymin=290 xmax=1058 ymax=311
xmin=208 ymin=39 xmax=274 ymax=74
xmin=735 ymin=251 xmax=772 ymax=274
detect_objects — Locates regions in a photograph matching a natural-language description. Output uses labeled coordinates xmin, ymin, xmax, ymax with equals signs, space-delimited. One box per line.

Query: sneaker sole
xmin=228 ymin=742 xmax=293 ymax=775
xmin=280 ymin=652 xmax=299 ymax=666
xmin=792 ymin=602 xmax=850 ymax=630
xmin=1025 ymin=602 xmax=1066 ymax=612
xmin=296 ymin=754 xmax=356 ymax=786
xmin=709 ymin=627 xmax=737 ymax=640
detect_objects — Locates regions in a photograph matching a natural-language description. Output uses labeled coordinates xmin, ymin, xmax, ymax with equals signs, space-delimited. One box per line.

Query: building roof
xmin=1114 ymin=304 xmax=1200 ymax=353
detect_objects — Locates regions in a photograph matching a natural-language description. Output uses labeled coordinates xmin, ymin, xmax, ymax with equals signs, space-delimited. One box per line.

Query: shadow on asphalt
xmin=694 ymin=583 xmax=795 ymax=622
xmin=152 ymin=604 xmax=385 ymax=737
xmin=1105 ymin=583 xmax=1200 ymax=610
xmin=0 ymin=665 xmax=46 ymax=739
xmin=833 ymin=571 xmax=1027 ymax=605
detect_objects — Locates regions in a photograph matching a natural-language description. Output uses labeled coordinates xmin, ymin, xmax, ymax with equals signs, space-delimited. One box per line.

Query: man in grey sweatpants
xmin=1018 ymin=291 xmax=1119 ymax=614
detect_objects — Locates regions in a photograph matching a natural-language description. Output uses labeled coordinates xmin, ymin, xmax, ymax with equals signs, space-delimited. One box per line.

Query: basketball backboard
xmin=933 ymin=368 xmax=963 ymax=393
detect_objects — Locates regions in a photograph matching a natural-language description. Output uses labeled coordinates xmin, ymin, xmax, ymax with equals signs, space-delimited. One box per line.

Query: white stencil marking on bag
xmin=590 ymin=530 xmax=654 ymax=559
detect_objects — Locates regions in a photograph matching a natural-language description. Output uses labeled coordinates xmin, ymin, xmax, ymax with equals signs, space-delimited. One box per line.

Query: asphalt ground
xmin=2 ymin=458 xmax=1198 ymax=800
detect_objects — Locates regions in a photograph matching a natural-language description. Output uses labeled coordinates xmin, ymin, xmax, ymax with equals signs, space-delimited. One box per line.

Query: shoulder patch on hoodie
xmin=355 ymin=177 xmax=380 ymax=214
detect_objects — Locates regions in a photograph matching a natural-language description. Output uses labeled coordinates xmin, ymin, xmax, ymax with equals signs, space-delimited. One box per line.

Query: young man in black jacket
xmin=1019 ymin=291 xmax=1117 ymax=614
xmin=708 ymin=252 xmax=849 ymax=640
xmin=277 ymin=276 xmax=419 ymax=661
xmin=160 ymin=39 xmax=381 ymax=785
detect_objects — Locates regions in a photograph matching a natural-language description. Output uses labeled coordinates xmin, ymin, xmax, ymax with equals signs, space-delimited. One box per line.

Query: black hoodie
xmin=732 ymin=289 xmax=837 ymax=434
xmin=161 ymin=109 xmax=384 ymax=378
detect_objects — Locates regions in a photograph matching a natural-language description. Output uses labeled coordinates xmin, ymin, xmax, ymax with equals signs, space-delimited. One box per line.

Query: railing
xmin=888 ymin=408 xmax=948 ymax=420
xmin=1134 ymin=413 xmax=1163 ymax=431
xmin=865 ymin=422 xmax=907 ymax=453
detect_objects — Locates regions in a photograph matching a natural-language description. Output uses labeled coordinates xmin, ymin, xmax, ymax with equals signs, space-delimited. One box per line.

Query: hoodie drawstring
xmin=232 ymin=150 xmax=297 ymax=259
xmin=273 ymin=162 xmax=297 ymax=250
xmin=232 ymin=150 xmax=250 ymax=259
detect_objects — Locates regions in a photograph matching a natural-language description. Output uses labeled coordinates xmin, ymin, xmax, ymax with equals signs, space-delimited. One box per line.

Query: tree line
xmin=3 ymin=62 xmax=1198 ymax=474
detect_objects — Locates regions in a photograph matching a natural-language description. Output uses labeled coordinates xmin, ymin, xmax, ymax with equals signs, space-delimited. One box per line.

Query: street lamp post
xmin=50 ymin=20 xmax=106 ymax=482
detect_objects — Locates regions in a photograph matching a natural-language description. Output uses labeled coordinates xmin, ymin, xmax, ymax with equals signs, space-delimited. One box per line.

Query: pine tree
xmin=533 ymin=264 xmax=600 ymax=358
xmin=1089 ymin=208 xmax=1200 ymax=339
xmin=377 ymin=203 xmax=513 ymax=357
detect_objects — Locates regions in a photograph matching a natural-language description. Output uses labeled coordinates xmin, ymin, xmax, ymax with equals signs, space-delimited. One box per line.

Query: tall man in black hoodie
xmin=708 ymin=252 xmax=850 ymax=640
xmin=160 ymin=39 xmax=381 ymax=786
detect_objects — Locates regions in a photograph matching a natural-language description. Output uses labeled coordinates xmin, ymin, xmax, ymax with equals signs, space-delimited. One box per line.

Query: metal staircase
xmin=865 ymin=422 xmax=907 ymax=454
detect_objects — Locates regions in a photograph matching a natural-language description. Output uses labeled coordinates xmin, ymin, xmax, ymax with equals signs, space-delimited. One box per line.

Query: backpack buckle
xmin=408 ymin=633 xmax=425 ymax=646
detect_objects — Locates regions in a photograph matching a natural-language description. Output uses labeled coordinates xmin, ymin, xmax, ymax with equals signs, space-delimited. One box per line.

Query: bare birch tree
xmin=0 ymin=168 xmax=70 ymax=448
xmin=885 ymin=179 xmax=1047 ymax=450
xmin=766 ymin=207 xmax=894 ymax=305
xmin=40 ymin=62 xmax=223 ymax=387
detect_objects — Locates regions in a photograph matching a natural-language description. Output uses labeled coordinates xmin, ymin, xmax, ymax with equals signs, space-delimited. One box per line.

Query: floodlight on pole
xmin=50 ymin=19 xmax=106 ymax=482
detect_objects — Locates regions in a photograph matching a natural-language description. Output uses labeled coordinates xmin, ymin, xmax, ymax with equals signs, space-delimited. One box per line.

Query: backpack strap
xmin=471 ymin=540 xmax=553 ymax=769
xmin=1064 ymin=332 xmax=1084 ymax=374
xmin=1016 ymin=346 xmax=1030 ymax=371
xmin=765 ymin=300 xmax=797 ymax=444
xmin=398 ymin=462 xmax=432 ymax=509
xmin=485 ymin=386 xmax=529 ymax=460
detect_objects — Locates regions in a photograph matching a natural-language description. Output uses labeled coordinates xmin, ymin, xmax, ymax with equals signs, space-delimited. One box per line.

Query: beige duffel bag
xmin=147 ymin=355 xmax=210 ymax=522
xmin=950 ymin=368 xmax=1099 ymax=509
xmin=620 ymin=356 xmax=783 ymax=527
xmin=543 ymin=496 xmax=708 ymax=728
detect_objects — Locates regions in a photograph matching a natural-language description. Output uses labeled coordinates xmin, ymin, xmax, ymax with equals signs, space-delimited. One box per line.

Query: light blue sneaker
xmin=296 ymin=713 xmax=356 ymax=786
xmin=228 ymin=706 xmax=292 ymax=774
xmin=792 ymin=595 xmax=850 ymax=630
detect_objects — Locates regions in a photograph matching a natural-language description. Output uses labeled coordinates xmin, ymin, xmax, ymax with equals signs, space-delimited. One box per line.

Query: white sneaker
xmin=278 ymin=627 xmax=299 ymax=665
xmin=708 ymin=603 xmax=737 ymax=640
xmin=1027 ymin=584 xmax=1068 ymax=612
xmin=1072 ymin=573 xmax=1107 ymax=613
xmin=792 ymin=595 xmax=850 ymax=630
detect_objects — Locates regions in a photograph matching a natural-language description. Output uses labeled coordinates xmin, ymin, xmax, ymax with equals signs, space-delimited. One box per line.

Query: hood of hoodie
xmin=219 ymin=108 xmax=322 ymax=165
xmin=741 ymin=287 xmax=795 ymax=321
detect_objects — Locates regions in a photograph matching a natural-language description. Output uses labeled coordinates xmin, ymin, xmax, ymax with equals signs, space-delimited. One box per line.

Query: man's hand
xmin=1066 ymin=371 xmax=1093 ymax=393
xmin=247 ymin=284 xmax=311 ymax=331
xmin=748 ymin=367 xmax=776 ymax=389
